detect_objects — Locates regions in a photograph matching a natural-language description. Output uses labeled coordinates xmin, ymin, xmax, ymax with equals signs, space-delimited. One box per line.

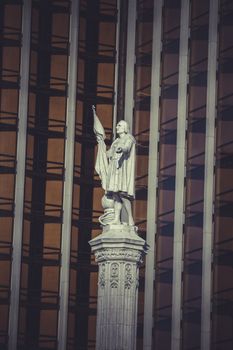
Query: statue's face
xmin=116 ymin=121 xmax=126 ymax=134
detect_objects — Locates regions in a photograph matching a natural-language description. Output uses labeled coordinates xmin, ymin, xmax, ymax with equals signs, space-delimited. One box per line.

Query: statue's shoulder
xmin=112 ymin=137 xmax=119 ymax=145
xmin=126 ymin=133 xmax=136 ymax=144
xmin=112 ymin=134 xmax=136 ymax=145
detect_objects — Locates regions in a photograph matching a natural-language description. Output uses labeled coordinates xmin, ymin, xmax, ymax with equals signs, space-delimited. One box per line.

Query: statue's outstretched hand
xmin=93 ymin=105 xmax=106 ymax=142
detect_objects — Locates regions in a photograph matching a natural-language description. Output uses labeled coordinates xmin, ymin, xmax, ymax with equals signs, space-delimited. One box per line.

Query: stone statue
xmin=92 ymin=106 xmax=136 ymax=226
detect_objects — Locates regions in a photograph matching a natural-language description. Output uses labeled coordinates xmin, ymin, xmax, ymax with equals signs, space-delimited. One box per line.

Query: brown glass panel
xmin=17 ymin=1 xmax=70 ymax=349
xmin=212 ymin=1 xmax=233 ymax=349
xmin=181 ymin=1 xmax=210 ymax=349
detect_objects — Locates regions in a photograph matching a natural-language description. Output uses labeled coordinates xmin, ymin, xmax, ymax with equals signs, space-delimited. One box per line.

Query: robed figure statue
xmin=92 ymin=106 xmax=136 ymax=226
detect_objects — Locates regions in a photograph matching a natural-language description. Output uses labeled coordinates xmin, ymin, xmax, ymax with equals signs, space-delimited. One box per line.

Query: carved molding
xmin=98 ymin=263 xmax=106 ymax=289
xmin=110 ymin=262 xmax=119 ymax=288
xmin=97 ymin=261 xmax=140 ymax=291
xmin=124 ymin=263 xmax=134 ymax=289
xmin=95 ymin=248 xmax=143 ymax=263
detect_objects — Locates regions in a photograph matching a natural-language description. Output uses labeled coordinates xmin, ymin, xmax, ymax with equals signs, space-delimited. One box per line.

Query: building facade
xmin=0 ymin=0 xmax=232 ymax=349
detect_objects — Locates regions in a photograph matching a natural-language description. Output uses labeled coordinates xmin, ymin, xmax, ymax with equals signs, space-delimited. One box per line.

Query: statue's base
xmin=102 ymin=223 xmax=138 ymax=234
xmin=89 ymin=224 xmax=148 ymax=350
xmin=91 ymin=224 xmax=146 ymax=253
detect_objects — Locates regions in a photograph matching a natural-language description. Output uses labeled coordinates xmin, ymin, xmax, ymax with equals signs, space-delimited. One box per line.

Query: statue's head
xmin=116 ymin=120 xmax=129 ymax=134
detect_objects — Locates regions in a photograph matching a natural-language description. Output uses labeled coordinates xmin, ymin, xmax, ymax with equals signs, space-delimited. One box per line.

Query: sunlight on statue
xmin=92 ymin=105 xmax=136 ymax=226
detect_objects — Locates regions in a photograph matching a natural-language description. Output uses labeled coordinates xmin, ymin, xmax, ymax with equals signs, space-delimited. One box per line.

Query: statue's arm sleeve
xmin=121 ymin=138 xmax=133 ymax=153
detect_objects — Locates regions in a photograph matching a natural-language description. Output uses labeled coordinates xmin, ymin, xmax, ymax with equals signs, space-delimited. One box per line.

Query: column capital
xmin=89 ymin=225 xmax=148 ymax=264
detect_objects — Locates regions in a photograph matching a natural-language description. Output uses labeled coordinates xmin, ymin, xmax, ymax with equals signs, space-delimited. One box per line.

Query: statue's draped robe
xmin=95 ymin=134 xmax=136 ymax=199
xmin=95 ymin=140 xmax=108 ymax=190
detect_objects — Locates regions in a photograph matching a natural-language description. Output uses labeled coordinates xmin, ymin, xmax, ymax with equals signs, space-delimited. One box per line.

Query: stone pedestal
xmin=89 ymin=225 xmax=148 ymax=350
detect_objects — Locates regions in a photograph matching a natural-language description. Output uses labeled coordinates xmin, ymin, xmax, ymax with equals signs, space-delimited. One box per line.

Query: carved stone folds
xmin=89 ymin=225 xmax=148 ymax=350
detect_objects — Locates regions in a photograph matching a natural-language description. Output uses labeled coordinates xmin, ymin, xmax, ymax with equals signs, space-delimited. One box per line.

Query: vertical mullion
xmin=8 ymin=0 xmax=31 ymax=346
xmin=201 ymin=1 xmax=219 ymax=349
xmin=143 ymin=1 xmax=163 ymax=349
xmin=171 ymin=1 xmax=190 ymax=350
xmin=124 ymin=0 xmax=136 ymax=130
xmin=8 ymin=1 xmax=32 ymax=349
xmin=57 ymin=1 xmax=79 ymax=349
xmin=112 ymin=0 xmax=121 ymax=137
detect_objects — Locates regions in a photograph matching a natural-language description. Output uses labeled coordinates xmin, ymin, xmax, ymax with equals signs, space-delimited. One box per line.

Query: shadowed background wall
xmin=0 ymin=0 xmax=232 ymax=350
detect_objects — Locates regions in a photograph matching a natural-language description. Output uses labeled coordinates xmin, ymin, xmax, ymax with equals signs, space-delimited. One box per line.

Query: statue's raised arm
xmin=93 ymin=106 xmax=136 ymax=227
xmin=92 ymin=105 xmax=105 ymax=142
xmin=92 ymin=106 xmax=108 ymax=191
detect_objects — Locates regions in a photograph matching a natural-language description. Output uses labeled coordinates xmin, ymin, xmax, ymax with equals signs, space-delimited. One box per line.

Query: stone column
xmin=89 ymin=224 xmax=148 ymax=350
